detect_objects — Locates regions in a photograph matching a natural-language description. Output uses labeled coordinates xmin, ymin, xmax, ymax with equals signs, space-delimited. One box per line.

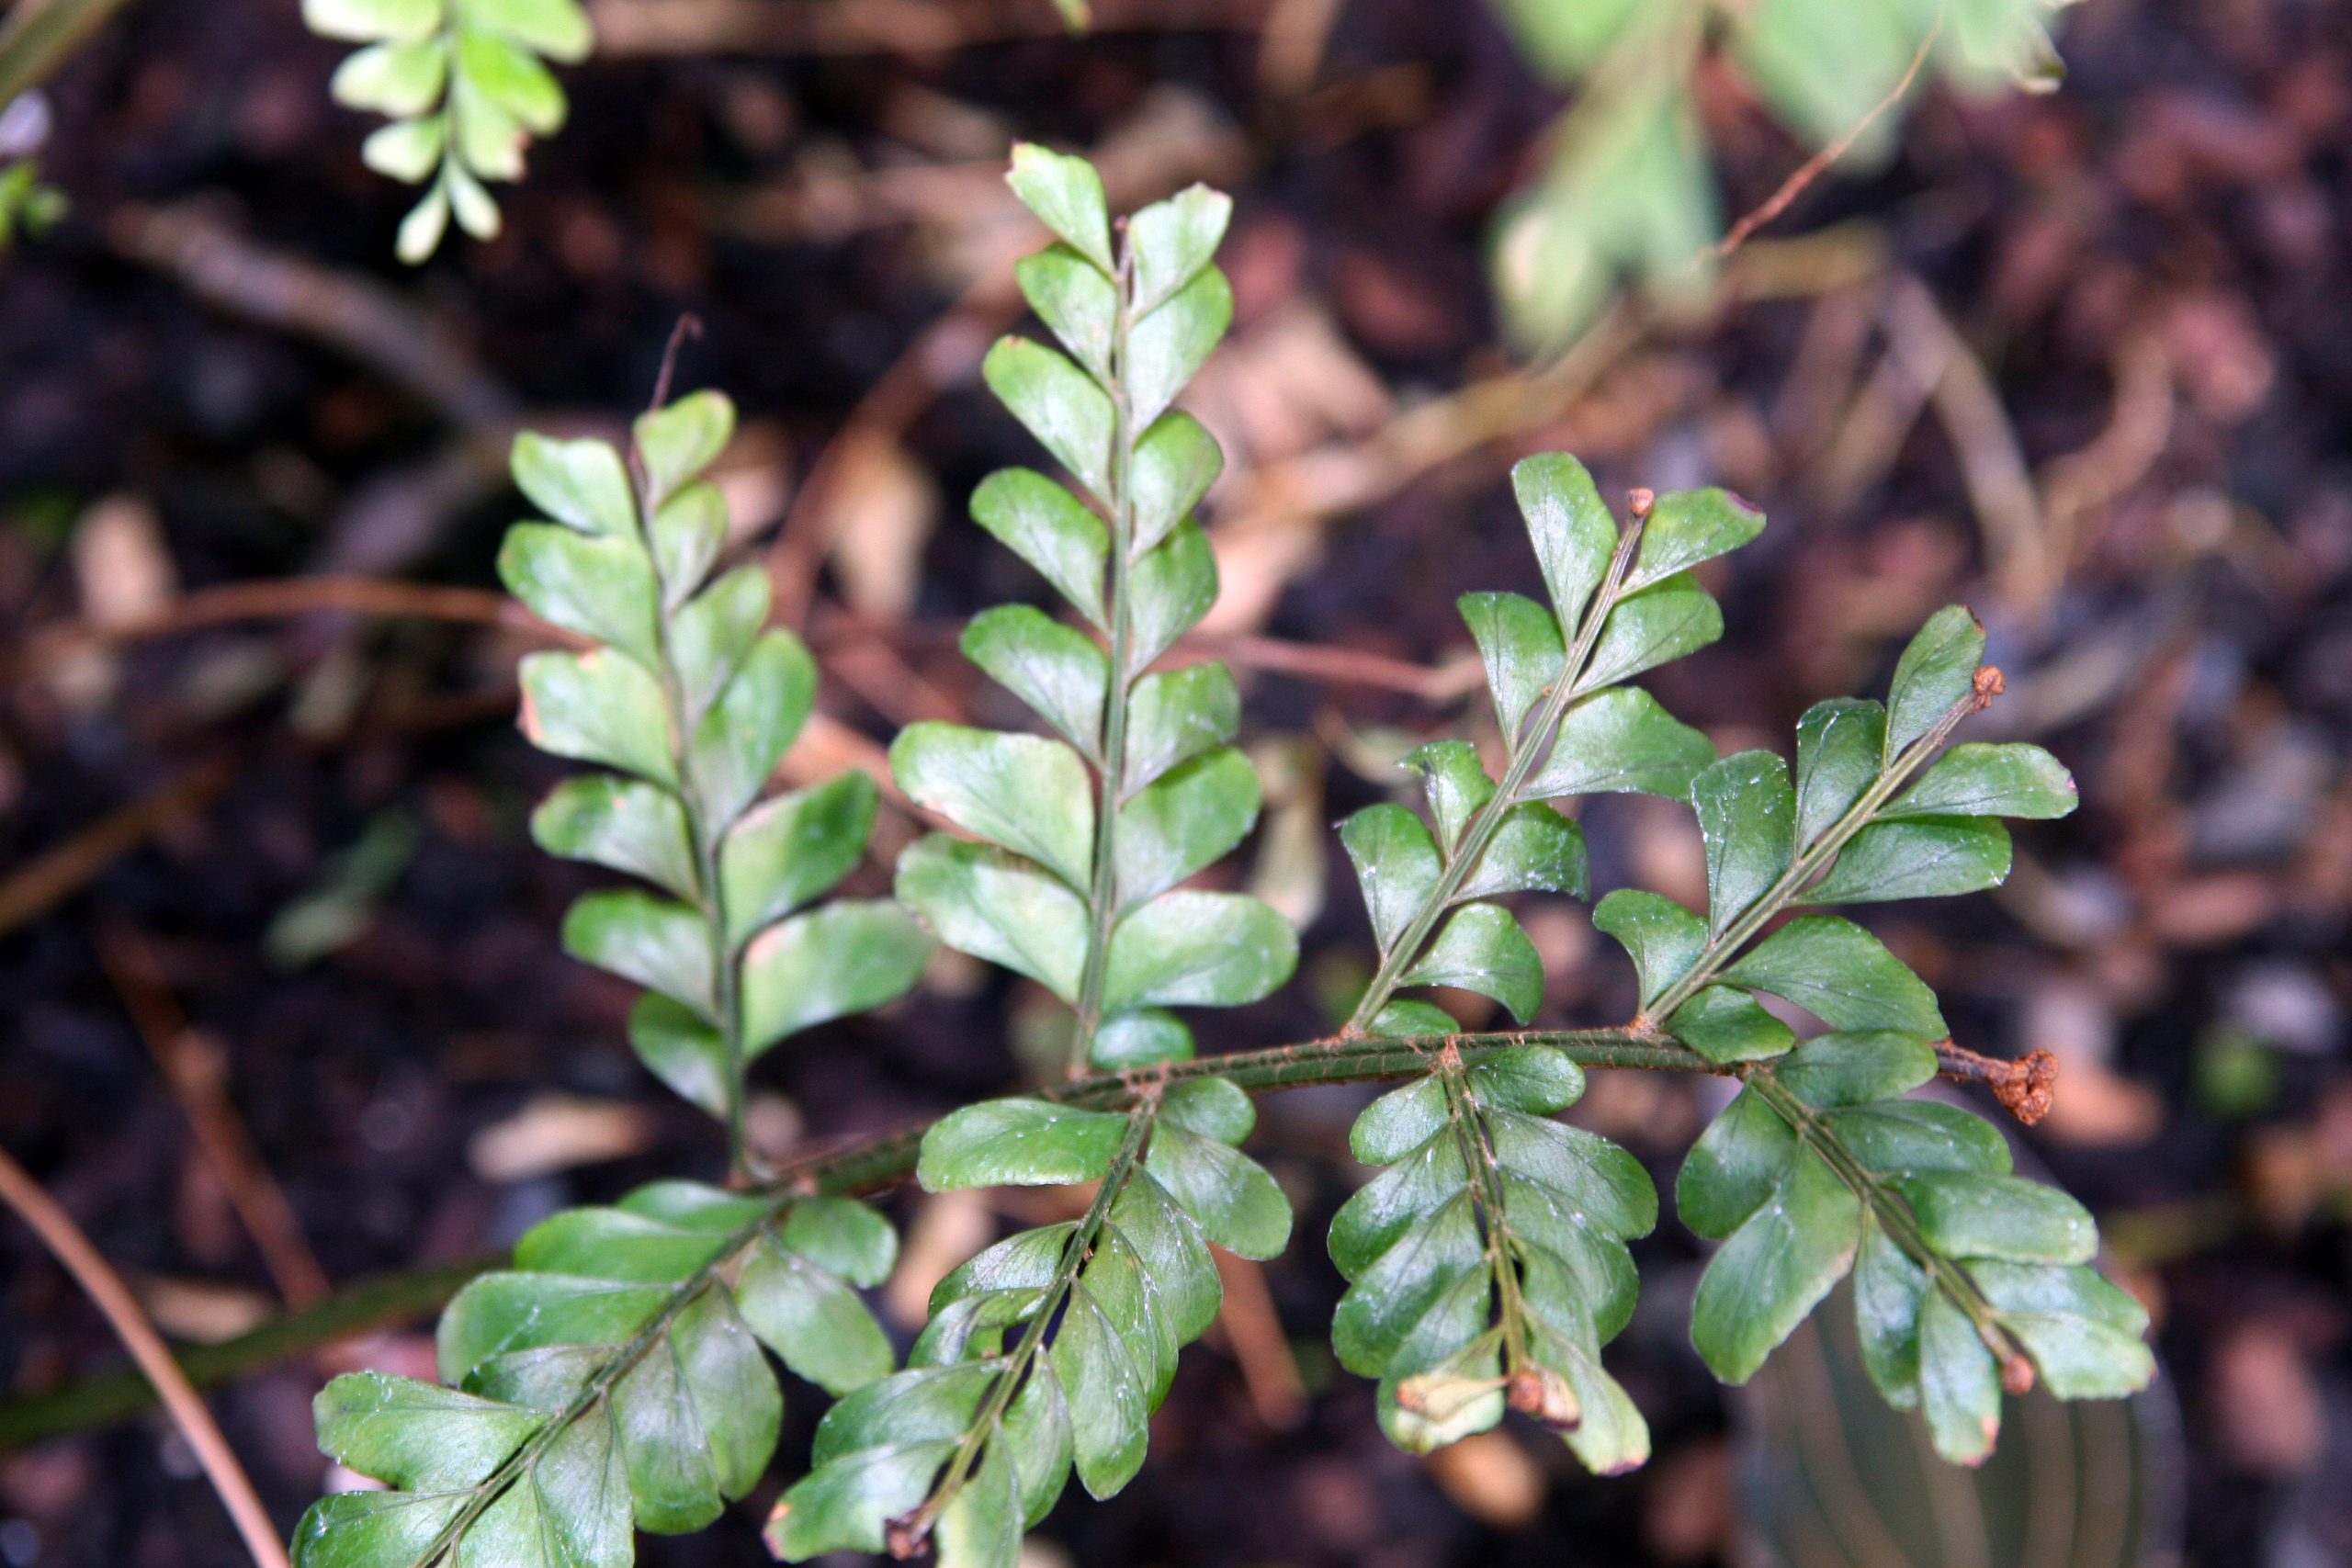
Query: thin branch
xmin=0 ymin=1143 xmax=293 ymax=1568
xmin=0 ymin=757 xmax=234 ymax=941
xmin=1709 ymin=14 xmax=1945 ymax=265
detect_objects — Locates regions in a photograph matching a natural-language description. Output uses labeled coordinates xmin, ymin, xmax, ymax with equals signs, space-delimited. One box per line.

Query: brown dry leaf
xmin=138 ymin=1276 xmax=277 ymax=1343
xmin=820 ymin=428 xmax=937 ymax=620
xmin=73 ymin=494 xmax=176 ymax=628
xmin=2211 ymin=1325 xmax=2324 ymax=1475
xmin=1424 ymin=1429 xmax=1545 ymax=1528
xmin=467 ymin=1094 xmax=658 ymax=1182
xmin=886 ymin=1187 xmax=992 ymax=1329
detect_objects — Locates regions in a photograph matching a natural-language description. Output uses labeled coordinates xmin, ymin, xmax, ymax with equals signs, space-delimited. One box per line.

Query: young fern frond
xmin=1327 ymin=458 xmax=1752 ymax=1473
xmin=1592 ymin=606 xmax=2151 ymax=1463
xmin=292 ymin=401 xmax=928 ymax=1565
xmin=287 ymin=144 xmax=2157 ymax=1568
xmin=1340 ymin=457 xmax=1756 ymax=1037
xmin=776 ymin=147 xmax=1296 ymax=1567
xmin=305 ymin=0 xmax=594 ymax=261
xmin=504 ymin=390 xmax=931 ymax=1174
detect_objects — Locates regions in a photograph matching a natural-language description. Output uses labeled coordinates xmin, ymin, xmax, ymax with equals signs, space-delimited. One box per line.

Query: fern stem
xmin=1439 ymin=1061 xmax=1533 ymax=1376
xmin=1070 ymin=243 xmax=1141 ymax=1077
xmin=1343 ymin=517 xmax=1646 ymax=1034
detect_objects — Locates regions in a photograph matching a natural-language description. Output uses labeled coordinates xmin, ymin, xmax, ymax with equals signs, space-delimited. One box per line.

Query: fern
xmin=305 ymin=0 xmax=593 ymax=262
xmin=295 ymin=145 xmax=2154 ymax=1568
xmin=1490 ymin=0 xmax=2078 ymax=351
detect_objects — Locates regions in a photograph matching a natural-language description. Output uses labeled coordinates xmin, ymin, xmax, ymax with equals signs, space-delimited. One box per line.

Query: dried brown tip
xmin=1993 ymin=1048 xmax=2058 ymax=1126
xmin=1971 ymin=666 xmax=2007 ymax=709
xmin=2001 ymin=1354 xmax=2038 ymax=1397
xmin=1626 ymin=487 xmax=1657 ymax=519
xmin=1506 ymin=1365 xmax=1581 ymax=1430
xmin=885 ymin=1517 xmax=927 ymax=1560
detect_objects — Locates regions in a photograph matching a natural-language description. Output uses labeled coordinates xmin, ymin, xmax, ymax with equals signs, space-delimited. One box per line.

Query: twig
xmin=26 ymin=574 xmax=574 ymax=662
xmin=1933 ymin=1039 xmax=2057 ymax=1126
xmin=0 ymin=0 xmax=138 ymax=104
xmin=0 ymin=758 xmax=233 ymax=940
xmin=0 ymin=1254 xmax=496 ymax=1448
xmin=1710 ymin=15 xmax=1945 ymax=265
xmin=93 ymin=923 xmax=332 ymax=1306
xmin=0 ymin=1143 xmax=293 ymax=1568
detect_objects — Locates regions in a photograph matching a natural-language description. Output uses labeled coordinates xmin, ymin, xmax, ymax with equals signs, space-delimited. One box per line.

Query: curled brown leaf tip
xmin=1506 ymin=1365 xmax=1581 ymax=1430
xmin=2001 ymin=1354 xmax=2038 ymax=1397
xmin=885 ymin=1517 xmax=927 ymax=1560
xmin=1992 ymin=1048 xmax=2058 ymax=1126
xmin=1972 ymin=665 xmax=2007 ymax=707
xmin=1625 ymin=487 xmax=1657 ymax=519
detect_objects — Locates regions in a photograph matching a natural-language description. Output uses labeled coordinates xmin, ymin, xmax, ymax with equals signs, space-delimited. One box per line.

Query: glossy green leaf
xmin=1127 ymin=518 xmax=1217 ymax=670
xmin=1692 ymin=749 xmax=1795 ymax=940
xmin=561 ymin=888 xmax=713 ymax=1016
xmin=1918 ymin=1288 xmax=2000 ymax=1464
xmin=1884 ymin=605 xmax=1984 ymax=759
xmin=498 ymin=521 xmax=661 ymax=668
xmin=531 ymin=773 xmax=696 ymax=901
xmin=767 ymin=1433 xmax=955 ymax=1558
xmin=1159 ymin=1076 xmax=1256 ymax=1143
xmin=1578 ymin=574 xmax=1722 ymax=693
xmin=687 ymin=629 xmax=814 ymax=828
xmin=719 ymin=772 xmax=878 ymax=948
xmin=969 ymin=468 xmax=1107 ymax=626
xmin=1675 ymin=1086 xmax=1796 ymax=1240
xmin=737 ymin=1237 xmax=895 ymax=1395
xmin=1123 ymin=662 xmax=1238 ymax=793
xmin=1793 ymin=697 xmax=1885 ymax=848
xmin=628 ymin=994 xmax=728 ymax=1116
xmin=894 ymin=835 xmax=1089 ymax=1001
xmin=311 ymin=1373 xmax=545 ymax=1491
xmin=667 ymin=564 xmax=769 ymax=722
xmin=1405 ymin=741 xmax=1495 ymax=852
xmin=364 ymin=118 xmax=445 ymax=183
xmin=1015 ymin=245 xmax=1115 ymax=380
xmin=1127 ymin=185 xmax=1232 ymax=314
xmin=1623 ymin=486 xmax=1764 ymax=592
xmin=1522 ymin=687 xmax=1714 ymax=800
xmin=648 ymin=481 xmax=727 ymax=612
xmin=1690 ymin=1144 xmax=1861 ymax=1383
xmin=1894 ymin=1172 xmax=2096 ymax=1265
xmin=456 ymin=31 xmax=564 ymax=134
xmin=1458 ymin=591 xmax=1563 ymax=739
xmin=1888 ymin=741 xmax=2078 ymax=820
xmin=982 ymin=337 xmax=1114 ymax=499
xmin=1459 ymin=803 xmax=1587 ymax=901
xmin=741 ymin=900 xmax=933 ymax=1055
xmin=1852 ymin=1219 xmax=1928 ymax=1405
xmin=449 ymin=76 xmax=526 ymax=178
xmin=1091 ymin=1009 xmax=1193 ymax=1069
xmin=1973 ymin=1261 xmax=2155 ymax=1399
xmin=1724 ymin=914 xmax=1946 ymax=1037
xmin=1125 ymin=266 xmax=1231 ymax=427
xmin=1114 ymin=749 xmax=1260 ymax=908
xmin=1341 ymin=803 xmax=1442 ymax=953
xmin=1128 ymin=412 xmax=1224 ymax=556
xmin=330 ymin=39 xmax=447 ymax=115
xmin=1511 ymin=451 xmax=1618 ymax=629
xmin=919 ymin=1099 xmax=1128 ymax=1190
xmin=1773 ymin=1031 xmax=1938 ymax=1108
xmin=777 ymin=1196 xmax=899 ymax=1287
xmin=1822 ymin=1100 xmax=2012 ymax=1177
xmin=1667 ymin=983 xmax=1793 ymax=1064
xmin=1591 ymin=888 xmax=1706 ymax=1010
xmin=1402 ymin=904 xmax=1543 ymax=1022
xmin=1102 ymin=891 xmax=1297 ymax=1011
xmin=520 ymin=649 xmax=674 ymax=787
xmin=1145 ymin=1125 xmax=1291 ymax=1258
xmin=633 ymin=390 xmax=734 ymax=511
xmin=1005 ymin=141 xmax=1114 ymax=273
xmin=890 ymin=724 xmax=1095 ymax=890
xmin=454 ymin=1411 xmax=630 ymax=1566
xmin=471 ymin=0 xmax=593 ymax=60
xmin=961 ymin=605 xmax=1107 ymax=758
xmin=1806 ymin=816 xmax=2012 ymax=904
xmin=305 ymin=0 xmax=443 ymax=44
